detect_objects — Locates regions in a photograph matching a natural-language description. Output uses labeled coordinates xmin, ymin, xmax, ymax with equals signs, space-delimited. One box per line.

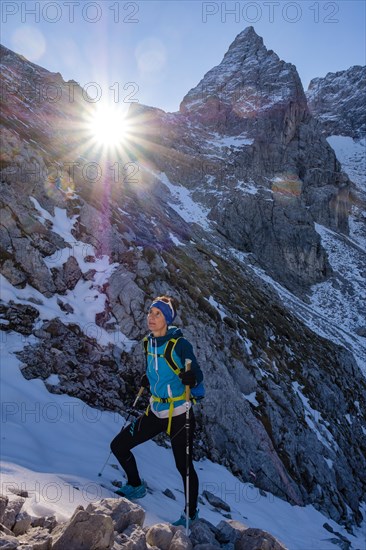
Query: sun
xmin=88 ymin=103 xmax=130 ymax=148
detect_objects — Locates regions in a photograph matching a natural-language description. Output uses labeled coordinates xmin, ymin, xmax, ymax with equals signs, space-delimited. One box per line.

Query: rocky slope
xmin=306 ymin=65 xmax=366 ymax=139
xmin=1 ymin=29 xmax=365 ymax=534
xmin=305 ymin=63 xmax=366 ymax=362
xmin=0 ymin=492 xmax=287 ymax=550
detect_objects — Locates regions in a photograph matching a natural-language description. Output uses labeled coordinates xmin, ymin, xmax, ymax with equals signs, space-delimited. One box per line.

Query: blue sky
xmin=1 ymin=0 xmax=365 ymax=112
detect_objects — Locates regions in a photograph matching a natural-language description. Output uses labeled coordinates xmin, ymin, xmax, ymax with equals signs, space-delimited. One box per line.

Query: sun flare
xmin=89 ymin=103 xmax=130 ymax=148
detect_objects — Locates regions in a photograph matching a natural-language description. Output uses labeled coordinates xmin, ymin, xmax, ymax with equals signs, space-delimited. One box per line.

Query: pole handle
xmin=185 ymin=359 xmax=192 ymax=402
xmin=132 ymin=386 xmax=145 ymax=407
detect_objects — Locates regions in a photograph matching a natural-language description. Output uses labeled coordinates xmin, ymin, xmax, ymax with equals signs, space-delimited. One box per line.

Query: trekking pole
xmin=97 ymin=386 xmax=145 ymax=477
xmin=185 ymin=359 xmax=192 ymax=536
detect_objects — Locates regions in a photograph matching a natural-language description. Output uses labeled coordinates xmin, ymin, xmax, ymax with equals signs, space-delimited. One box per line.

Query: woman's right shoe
xmin=115 ymin=481 xmax=147 ymax=499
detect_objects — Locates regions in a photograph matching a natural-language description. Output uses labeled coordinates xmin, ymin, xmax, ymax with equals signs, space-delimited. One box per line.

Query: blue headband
xmin=150 ymin=300 xmax=176 ymax=326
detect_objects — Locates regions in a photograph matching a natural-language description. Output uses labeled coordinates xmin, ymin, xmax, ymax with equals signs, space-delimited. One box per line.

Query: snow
xmin=326 ymin=136 xmax=365 ymax=189
xmin=206 ymin=131 xmax=254 ymax=149
xmin=157 ymin=171 xmax=212 ymax=230
xmin=45 ymin=374 xmax=60 ymax=386
xmin=1 ymin=331 xmax=365 ymax=549
xmin=292 ymin=382 xmax=338 ymax=452
xmin=31 ymin=199 xmax=113 ymax=275
xmin=168 ymin=232 xmax=184 ymax=246
xmin=207 ymin=295 xmax=226 ymax=320
xmin=227 ymin=232 xmax=366 ymax=375
xmin=242 ymin=392 xmax=259 ymax=407
xmin=0 ymin=201 xmax=134 ymax=350
xmin=235 ymin=180 xmax=259 ymax=195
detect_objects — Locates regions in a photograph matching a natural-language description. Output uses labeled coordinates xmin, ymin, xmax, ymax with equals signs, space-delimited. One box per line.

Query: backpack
xmin=143 ymin=336 xmax=205 ymax=401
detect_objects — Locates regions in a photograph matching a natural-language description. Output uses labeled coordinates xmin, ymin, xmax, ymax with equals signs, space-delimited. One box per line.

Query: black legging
xmin=110 ymin=408 xmax=198 ymax=518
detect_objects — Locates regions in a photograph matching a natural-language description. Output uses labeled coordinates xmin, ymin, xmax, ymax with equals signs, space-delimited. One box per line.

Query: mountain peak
xmin=179 ymin=26 xmax=305 ymax=130
xmin=229 ymin=25 xmax=264 ymax=47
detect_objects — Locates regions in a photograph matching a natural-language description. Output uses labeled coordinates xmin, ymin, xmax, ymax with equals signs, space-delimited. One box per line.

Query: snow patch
xmin=292 ymin=382 xmax=338 ymax=452
xmin=207 ymin=295 xmax=226 ymax=320
xmin=45 ymin=374 xmax=60 ymax=386
xmin=158 ymin=172 xmax=212 ymax=230
xmin=242 ymin=392 xmax=259 ymax=407
xmin=169 ymin=232 xmax=184 ymax=246
xmin=326 ymin=136 xmax=365 ymax=189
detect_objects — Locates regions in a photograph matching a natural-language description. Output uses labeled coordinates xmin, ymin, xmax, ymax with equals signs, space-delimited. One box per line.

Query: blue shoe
xmin=172 ymin=509 xmax=199 ymax=527
xmin=115 ymin=481 xmax=146 ymax=499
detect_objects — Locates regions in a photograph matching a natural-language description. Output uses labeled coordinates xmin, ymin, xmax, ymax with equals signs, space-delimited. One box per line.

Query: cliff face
xmin=127 ymin=27 xmax=351 ymax=291
xmin=306 ymin=65 xmax=366 ymax=139
xmin=1 ymin=32 xmax=365 ymax=532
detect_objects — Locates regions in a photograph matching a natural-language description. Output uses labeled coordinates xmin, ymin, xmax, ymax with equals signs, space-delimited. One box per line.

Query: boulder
xmin=189 ymin=519 xmax=220 ymax=547
xmin=51 ymin=507 xmax=114 ymax=550
xmin=12 ymin=511 xmax=32 ymax=536
xmin=86 ymin=497 xmax=145 ymax=534
xmin=0 ymin=533 xmax=19 ymax=549
xmin=145 ymin=523 xmax=174 ymax=550
xmin=202 ymin=491 xmax=231 ymax=512
xmin=215 ymin=520 xmax=248 ymax=545
xmin=235 ymin=528 xmax=287 ymax=550
xmin=0 ymin=496 xmax=8 ymax=524
xmin=168 ymin=527 xmax=193 ymax=550
xmin=2 ymin=497 xmax=25 ymax=531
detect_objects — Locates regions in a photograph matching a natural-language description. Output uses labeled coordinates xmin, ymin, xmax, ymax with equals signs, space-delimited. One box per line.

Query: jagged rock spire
xmin=180 ymin=26 xmax=306 ymax=124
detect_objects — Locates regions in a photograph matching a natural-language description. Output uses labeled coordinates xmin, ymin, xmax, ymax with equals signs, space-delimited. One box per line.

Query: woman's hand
xmin=179 ymin=370 xmax=197 ymax=388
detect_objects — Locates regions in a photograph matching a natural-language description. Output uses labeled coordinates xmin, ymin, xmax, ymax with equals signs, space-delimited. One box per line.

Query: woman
xmin=110 ymin=295 xmax=203 ymax=526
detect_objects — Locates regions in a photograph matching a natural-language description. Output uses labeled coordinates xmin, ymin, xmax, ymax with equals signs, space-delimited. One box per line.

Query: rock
xmin=168 ymin=528 xmax=193 ymax=550
xmin=189 ymin=520 xmax=220 ymax=547
xmin=107 ymin=267 xmax=146 ymax=339
xmin=57 ymin=298 xmax=74 ymax=314
xmin=193 ymin=545 xmax=221 ymax=550
xmin=86 ymin=497 xmax=145 ymax=534
xmin=355 ymin=326 xmax=366 ymax=338
xmin=12 ymin=511 xmax=32 ymax=536
xmin=12 ymin=237 xmax=56 ymax=297
xmin=51 ymin=507 xmax=114 ymax=550
xmin=6 ymin=490 xmax=28 ymax=499
xmin=61 ymin=256 xmax=82 ymax=290
xmin=113 ymin=523 xmax=147 ymax=549
xmin=307 ymin=66 xmax=366 ymax=139
xmin=202 ymin=491 xmax=231 ymax=512
xmin=31 ymin=516 xmax=57 ymax=533
xmin=0 ymin=303 xmax=39 ymax=335
xmin=18 ymin=526 xmax=52 ymax=549
xmin=0 ymin=533 xmax=19 ymax=549
xmin=0 ymin=524 xmax=13 ymax=536
xmin=215 ymin=520 xmax=248 ymax=544
xmin=145 ymin=523 xmax=174 ymax=550
xmin=2 ymin=497 xmax=25 ymax=531
xmin=0 ymin=497 xmax=8 ymax=524
xmin=0 ymin=260 xmax=27 ymax=287
xmin=235 ymin=528 xmax=287 ymax=550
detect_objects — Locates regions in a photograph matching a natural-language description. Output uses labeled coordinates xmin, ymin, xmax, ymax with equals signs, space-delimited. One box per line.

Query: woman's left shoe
xmin=172 ymin=509 xmax=199 ymax=527
xmin=115 ymin=481 xmax=147 ymax=499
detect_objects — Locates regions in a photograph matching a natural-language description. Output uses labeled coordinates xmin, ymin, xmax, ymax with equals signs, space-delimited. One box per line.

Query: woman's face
xmin=147 ymin=306 xmax=167 ymax=336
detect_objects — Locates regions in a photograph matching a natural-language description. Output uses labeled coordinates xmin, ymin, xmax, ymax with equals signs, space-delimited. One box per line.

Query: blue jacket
xmin=145 ymin=326 xmax=203 ymax=414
